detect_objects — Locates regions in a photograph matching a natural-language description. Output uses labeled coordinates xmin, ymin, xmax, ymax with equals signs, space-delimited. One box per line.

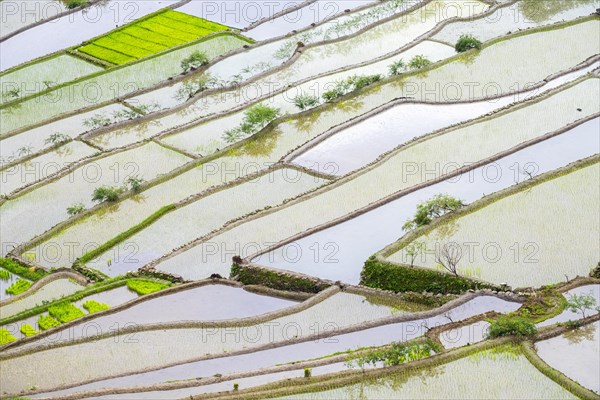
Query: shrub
xmin=92 ymin=186 xmax=124 ymax=202
xmin=322 ymin=74 xmax=381 ymax=103
xmin=181 ymin=51 xmax=209 ymax=72
xmin=17 ymin=145 xmax=33 ymax=156
xmin=20 ymin=324 xmax=39 ymax=337
xmin=403 ymin=194 xmax=463 ymax=231
xmin=360 ymin=256 xmax=492 ymax=294
xmin=82 ymin=300 xmax=110 ymax=314
xmin=347 ymin=342 xmax=434 ymax=369
xmin=5 ymin=279 xmax=31 ymax=295
xmin=388 ymin=59 xmax=406 ymax=75
xmin=293 ymin=93 xmax=319 ymax=110
xmin=126 ymin=279 xmax=170 ymax=295
xmin=44 ymin=132 xmax=70 ymax=146
xmin=223 ymin=104 xmax=280 ymax=143
xmin=304 ymin=368 xmax=312 ymax=378
xmin=408 ymin=55 xmax=431 ymax=70
xmin=0 ymin=258 xmax=47 ymax=281
xmin=487 ymin=316 xmax=537 ymax=338
xmin=63 ymin=0 xmax=88 ymax=9
xmin=233 ymin=383 xmax=239 ymax=391
xmin=67 ymin=202 xmax=86 ymax=216
xmin=125 ymin=176 xmax=144 ymax=193
xmin=83 ymin=113 xmax=111 ymax=129
xmin=37 ymin=315 xmax=61 ymax=331
xmin=455 ymin=34 xmax=482 ymax=52
xmin=0 ymin=328 xmax=17 ymax=345
xmin=174 ymin=75 xmax=217 ymax=101
xmin=48 ymin=302 xmax=85 ymax=323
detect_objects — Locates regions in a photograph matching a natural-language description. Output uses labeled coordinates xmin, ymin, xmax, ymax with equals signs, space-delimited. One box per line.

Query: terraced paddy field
xmin=1 ymin=0 xmax=599 ymax=399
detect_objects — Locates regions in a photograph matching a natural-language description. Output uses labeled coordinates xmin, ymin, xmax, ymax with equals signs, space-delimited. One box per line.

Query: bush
xmin=0 ymin=258 xmax=47 ymax=281
xmin=304 ymin=368 xmax=312 ymax=378
xmin=348 ymin=342 xmax=434 ymax=369
xmin=63 ymin=0 xmax=88 ymax=9
xmin=67 ymin=202 xmax=86 ymax=216
xmin=322 ymin=74 xmax=381 ymax=103
xmin=92 ymin=186 xmax=124 ymax=202
xmin=455 ymin=34 xmax=482 ymax=53
xmin=37 ymin=315 xmax=61 ymax=331
xmin=82 ymin=300 xmax=110 ymax=314
xmin=20 ymin=324 xmax=39 ymax=337
xmin=487 ymin=316 xmax=537 ymax=338
xmin=181 ymin=51 xmax=209 ymax=72
xmin=293 ymin=93 xmax=319 ymax=110
xmin=174 ymin=75 xmax=217 ymax=101
xmin=125 ymin=176 xmax=144 ymax=193
xmin=408 ymin=55 xmax=431 ymax=70
xmin=388 ymin=59 xmax=406 ymax=75
xmin=48 ymin=302 xmax=85 ymax=323
xmin=0 ymin=328 xmax=17 ymax=345
xmin=5 ymin=279 xmax=31 ymax=295
xmin=360 ymin=256 xmax=493 ymax=294
xmin=44 ymin=132 xmax=70 ymax=146
xmin=126 ymin=279 xmax=170 ymax=295
xmin=223 ymin=104 xmax=280 ymax=143
xmin=231 ymin=263 xmax=329 ymax=293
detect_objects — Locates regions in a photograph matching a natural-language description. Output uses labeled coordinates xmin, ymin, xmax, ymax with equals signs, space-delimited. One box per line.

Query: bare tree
xmin=436 ymin=242 xmax=463 ymax=276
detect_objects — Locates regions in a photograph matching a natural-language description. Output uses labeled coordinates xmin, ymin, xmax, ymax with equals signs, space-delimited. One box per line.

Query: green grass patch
xmin=48 ymin=302 xmax=86 ymax=323
xmin=0 ymin=258 xmax=47 ymax=281
xmin=82 ymin=300 xmax=110 ymax=313
xmin=0 ymin=269 xmax=11 ymax=281
xmin=78 ymin=44 xmax=136 ymax=65
xmin=76 ymin=9 xmax=232 ymax=65
xmin=5 ymin=279 xmax=31 ymax=295
xmin=126 ymin=279 xmax=170 ymax=295
xmin=37 ymin=314 xmax=61 ymax=331
xmin=20 ymin=324 xmax=39 ymax=337
xmin=121 ymin=26 xmax=186 ymax=47
xmin=0 ymin=328 xmax=17 ymax=345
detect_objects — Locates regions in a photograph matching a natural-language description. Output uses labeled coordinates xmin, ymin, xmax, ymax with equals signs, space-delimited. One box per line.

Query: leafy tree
xmin=455 ymin=34 xmax=482 ymax=52
xmin=44 ymin=132 xmax=70 ymax=146
xmin=293 ymin=93 xmax=319 ymax=110
xmin=403 ymin=194 xmax=464 ymax=231
xmin=181 ymin=51 xmax=209 ymax=72
xmin=66 ymin=202 xmax=86 ymax=216
xmin=388 ymin=59 xmax=406 ymax=75
xmin=487 ymin=316 xmax=537 ymax=338
xmin=565 ymin=292 xmax=597 ymax=318
xmin=92 ymin=186 xmax=124 ymax=202
xmin=408 ymin=55 xmax=431 ymax=70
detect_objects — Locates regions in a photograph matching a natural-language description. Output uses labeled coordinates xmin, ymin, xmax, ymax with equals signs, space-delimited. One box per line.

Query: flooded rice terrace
xmin=0 ymin=0 xmax=599 ymax=399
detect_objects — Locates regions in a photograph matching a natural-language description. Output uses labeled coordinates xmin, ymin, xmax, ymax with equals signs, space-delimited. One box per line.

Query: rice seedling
xmin=20 ymin=324 xmax=39 ymax=337
xmin=126 ymin=279 xmax=170 ymax=295
xmin=0 ymin=269 xmax=11 ymax=281
xmin=48 ymin=302 xmax=85 ymax=323
xmin=82 ymin=300 xmax=110 ymax=314
xmin=37 ymin=315 xmax=61 ymax=331
xmin=5 ymin=279 xmax=31 ymax=295
xmin=0 ymin=328 xmax=17 ymax=345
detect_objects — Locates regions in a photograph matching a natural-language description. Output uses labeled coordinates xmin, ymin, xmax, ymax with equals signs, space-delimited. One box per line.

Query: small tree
xmin=403 ymin=194 xmax=463 ymax=231
xmin=293 ymin=93 xmax=319 ymax=110
xmin=92 ymin=186 xmax=123 ymax=202
xmin=388 ymin=59 xmax=406 ymax=75
xmin=66 ymin=202 xmax=86 ymax=216
xmin=404 ymin=240 xmax=426 ymax=267
xmin=435 ymin=242 xmax=462 ymax=276
xmin=304 ymin=368 xmax=312 ymax=378
xmin=408 ymin=55 xmax=431 ymax=70
xmin=181 ymin=51 xmax=209 ymax=72
xmin=566 ymin=292 xmax=597 ymax=318
xmin=455 ymin=34 xmax=482 ymax=53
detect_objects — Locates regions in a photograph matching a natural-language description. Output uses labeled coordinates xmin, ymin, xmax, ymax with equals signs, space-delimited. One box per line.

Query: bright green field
xmin=77 ymin=10 xmax=229 ymax=65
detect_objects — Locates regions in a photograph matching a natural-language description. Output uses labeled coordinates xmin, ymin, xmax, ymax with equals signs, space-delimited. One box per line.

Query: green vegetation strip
xmin=76 ymin=9 xmax=229 ymax=65
xmin=0 ymin=258 xmax=47 ymax=281
xmin=77 ymin=204 xmax=177 ymax=264
xmin=360 ymin=256 xmax=496 ymax=294
xmin=231 ymin=263 xmax=331 ymax=293
xmin=126 ymin=279 xmax=171 ymax=295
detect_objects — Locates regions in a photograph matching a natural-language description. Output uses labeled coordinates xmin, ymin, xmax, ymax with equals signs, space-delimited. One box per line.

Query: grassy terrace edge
xmin=368 ymin=155 xmax=600 ymax=293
